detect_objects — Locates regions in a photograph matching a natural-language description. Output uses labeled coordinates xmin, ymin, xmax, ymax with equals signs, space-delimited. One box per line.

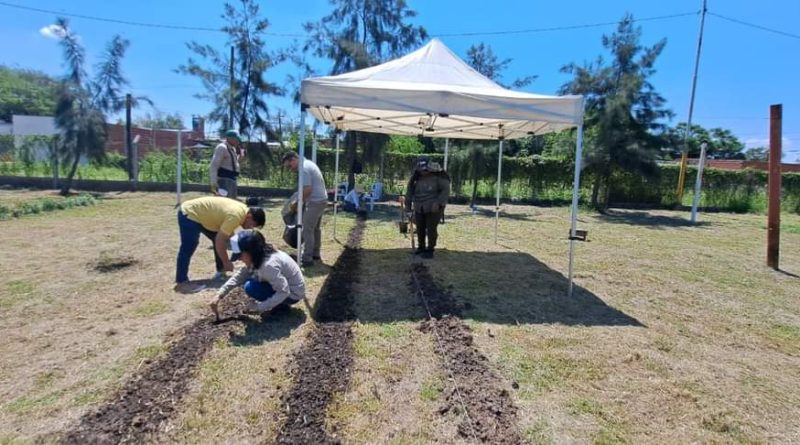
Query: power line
xmin=1 ymin=1 xmax=696 ymax=39
xmin=0 ymin=1 xmax=301 ymax=36
xmin=434 ymin=11 xmax=699 ymax=37
xmin=708 ymin=12 xmax=800 ymax=41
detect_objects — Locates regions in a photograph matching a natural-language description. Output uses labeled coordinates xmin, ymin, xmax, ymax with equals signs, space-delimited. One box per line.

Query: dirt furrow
xmin=60 ymin=291 xmax=251 ymax=445
xmin=412 ymin=262 xmax=525 ymax=444
xmin=273 ymin=214 xmax=365 ymax=445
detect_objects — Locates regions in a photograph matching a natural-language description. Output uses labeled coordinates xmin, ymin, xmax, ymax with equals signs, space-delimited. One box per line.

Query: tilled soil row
xmin=60 ymin=290 xmax=252 ymax=445
xmin=412 ymin=263 xmax=525 ymax=444
xmin=274 ymin=214 xmax=365 ymax=445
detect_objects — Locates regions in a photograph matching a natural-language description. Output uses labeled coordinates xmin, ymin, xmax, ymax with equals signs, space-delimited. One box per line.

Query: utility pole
xmin=767 ymin=104 xmax=782 ymax=269
xmin=228 ymin=46 xmax=235 ymax=131
xmin=125 ymin=93 xmax=133 ymax=180
xmin=676 ymin=0 xmax=708 ymax=204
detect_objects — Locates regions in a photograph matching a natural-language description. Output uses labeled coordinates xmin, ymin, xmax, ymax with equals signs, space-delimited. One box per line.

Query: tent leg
xmin=311 ymin=122 xmax=318 ymax=164
xmin=494 ymin=139 xmax=504 ymax=244
xmin=333 ymin=131 xmax=341 ymax=241
xmin=568 ymin=125 xmax=584 ymax=297
xmin=296 ymin=108 xmax=307 ymax=265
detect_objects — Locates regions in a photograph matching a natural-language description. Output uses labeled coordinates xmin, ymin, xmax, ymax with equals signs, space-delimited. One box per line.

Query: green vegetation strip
xmin=0 ymin=194 xmax=97 ymax=220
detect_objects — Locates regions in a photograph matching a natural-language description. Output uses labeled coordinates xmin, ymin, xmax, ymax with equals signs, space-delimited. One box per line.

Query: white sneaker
xmin=212 ymin=272 xmax=227 ymax=281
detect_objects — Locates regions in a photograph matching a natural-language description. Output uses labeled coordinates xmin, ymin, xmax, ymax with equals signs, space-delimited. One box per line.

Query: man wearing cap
xmin=281 ymin=151 xmax=328 ymax=267
xmin=210 ymin=130 xmax=244 ymax=199
xmin=175 ymin=195 xmax=265 ymax=287
xmin=405 ymin=156 xmax=450 ymax=259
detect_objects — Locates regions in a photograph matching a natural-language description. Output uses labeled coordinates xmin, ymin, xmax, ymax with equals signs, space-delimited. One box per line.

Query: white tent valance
xmin=301 ymin=39 xmax=583 ymax=140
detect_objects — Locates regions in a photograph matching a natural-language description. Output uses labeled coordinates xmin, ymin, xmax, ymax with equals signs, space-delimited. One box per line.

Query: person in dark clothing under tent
xmin=404 ymin=156 xmax=450 ymax=259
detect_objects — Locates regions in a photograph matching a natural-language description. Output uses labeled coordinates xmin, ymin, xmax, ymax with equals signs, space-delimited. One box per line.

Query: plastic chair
xmin=361 ymin=182 xmax=383 ymax=211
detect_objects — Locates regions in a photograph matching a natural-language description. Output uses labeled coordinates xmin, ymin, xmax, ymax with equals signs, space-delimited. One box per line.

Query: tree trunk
xmin=470 ymin=177 xmax=479 ymax=208
xmin=60 ymin=154 xmax=80 ymax=196
xmin=590 ymin=175 xmax=601 ymax=210
xmin=601 ymin=170 xmax=612 ymax=212
xmin=345 ymin=132 xmax=357 ymax=191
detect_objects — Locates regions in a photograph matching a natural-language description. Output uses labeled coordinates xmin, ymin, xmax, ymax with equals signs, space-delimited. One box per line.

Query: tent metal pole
xmin=494 ymin=139 xmax=504 ymax=244
xmin=443 ymin=138 xmax=449 ymax=171
xmin=296 ymin=108 xmax=307 ymax=265
xmin=311 ymin=122 xmax=318 ymax=164
xmin=333 ymin=131 xmax=341 ymax=240
xmin=568 ymin=125 xmax=584 ymax=297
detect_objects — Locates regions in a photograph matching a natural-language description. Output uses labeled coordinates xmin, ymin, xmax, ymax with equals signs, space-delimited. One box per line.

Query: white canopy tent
xmin=296 ymin=38 xmax=586 ymax=295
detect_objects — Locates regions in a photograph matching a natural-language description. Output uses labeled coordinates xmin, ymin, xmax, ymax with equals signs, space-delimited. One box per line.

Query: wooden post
xmin=125 ymin=93 xmax=133 ymax=180
xmin=767 ymin=104 xmax=782 ymax=269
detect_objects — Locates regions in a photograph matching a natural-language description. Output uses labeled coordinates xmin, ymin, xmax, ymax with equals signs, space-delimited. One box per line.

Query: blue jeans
xmin=244 ymin=279 xmax=299 ymax=311
xmin=175 ymin=211 xmax=223 ymax=283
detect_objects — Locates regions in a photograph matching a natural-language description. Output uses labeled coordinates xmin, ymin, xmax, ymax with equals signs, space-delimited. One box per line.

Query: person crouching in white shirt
xmin=209 ymin=230 xmax=305 ymax=318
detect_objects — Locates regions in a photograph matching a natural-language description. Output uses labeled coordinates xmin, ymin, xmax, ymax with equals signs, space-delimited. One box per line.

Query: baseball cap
xmin=225 ymin=129 xmax=242 ymax=143
xmin=230 ymin=231 xmax=245 ymax=261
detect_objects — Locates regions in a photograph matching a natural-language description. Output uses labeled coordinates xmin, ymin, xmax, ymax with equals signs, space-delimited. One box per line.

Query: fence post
xmin=767 ymin=104 xmax=782 ymax=269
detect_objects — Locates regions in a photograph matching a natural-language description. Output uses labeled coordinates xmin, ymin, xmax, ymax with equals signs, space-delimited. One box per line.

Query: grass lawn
xmin=0 ymin=189 xmax=798 ymax=444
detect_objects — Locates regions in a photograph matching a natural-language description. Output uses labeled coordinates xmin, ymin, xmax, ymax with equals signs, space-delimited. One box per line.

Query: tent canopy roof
xmin=301 ymin=38 xmax=583 ymax=140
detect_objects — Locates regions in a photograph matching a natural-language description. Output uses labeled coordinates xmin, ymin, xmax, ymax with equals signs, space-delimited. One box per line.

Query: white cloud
xmin=39 ymin=24 xmax=67 ymax=40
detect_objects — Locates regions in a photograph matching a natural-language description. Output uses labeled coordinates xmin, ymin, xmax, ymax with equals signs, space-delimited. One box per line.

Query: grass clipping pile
xmin=60 ymin=290 xmax=251 ymax=445
xmin=413 ymin=263 xmax=523 ymax=444
xmin=275 ymin=215 xmax=365 ymax=445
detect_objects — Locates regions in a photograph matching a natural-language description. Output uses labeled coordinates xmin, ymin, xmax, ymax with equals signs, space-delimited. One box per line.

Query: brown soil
xmin=59 ymin=290 xmax=251 ymax=445
xmin=413 ymin=263 xmax=524 ymax=444
xmin=91 ymin=255 xmax=139 ymax=273
xmin=274 ymin=215 xmax=365 ymax=445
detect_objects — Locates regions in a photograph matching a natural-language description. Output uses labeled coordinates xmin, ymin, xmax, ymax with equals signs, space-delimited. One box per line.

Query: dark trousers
xmin=244 ymin=279 xmax=300 ymax=311
xmin=415 ymin=210 xmax=441 ymax=250
xmin=176 ymin=211 xmax=224 ymax=283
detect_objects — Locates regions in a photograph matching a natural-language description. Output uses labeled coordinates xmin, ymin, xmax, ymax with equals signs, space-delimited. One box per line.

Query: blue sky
xmin=1 ymin=0 xmax=798 ymax=161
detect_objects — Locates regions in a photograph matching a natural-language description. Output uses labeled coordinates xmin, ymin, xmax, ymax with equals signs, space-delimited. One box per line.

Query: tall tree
xmin=177 ymin=0 xmax=285 ymax=141
xmin=53 ymin=18 xmax=142 ymax=195
xmin=663 ymin=123 xmax=745 ymax=160
xmin=465 ymin=42 xmax=536 ymax=89
xmin=462 ymin=42 xmax=537 ymax=206
xmin=743 ymin=146 xmax=768 ymax=161
xmin=560 ymin=14 xmax=673 ymax=209
xmin=303 ymin=0 xmax=427 ymax=188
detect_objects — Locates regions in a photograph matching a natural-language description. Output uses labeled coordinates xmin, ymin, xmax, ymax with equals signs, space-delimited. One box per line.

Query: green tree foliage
xmin=465 ymin=42 xmax=536 ymax=89
xmin=177 ymin=0 xmax=285 ymax=140
xmin=662 ymin=122 xmax=746 ymax=160
xmin=560 ymin=14 xmax=673 ymax=210
xmin=134 ymin=111 xmax=184 ymax=130
xmin=302 ymin=0 xmax=427 ymax=188
xmin=386 ymin=135 xmax=424 ymax=154
xmin=53 ymin=18 xmax=144 ymax=195
xmin=462 ymin=41 xmax=537 ymax=205
xmin=0 ymin=66 xmax=58 ymax=121
xmin=743 ymin=146 xmax=768 ymax=161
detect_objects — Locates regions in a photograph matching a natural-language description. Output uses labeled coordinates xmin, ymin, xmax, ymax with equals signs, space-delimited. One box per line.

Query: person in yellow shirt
xmin=175 ymin=196 xmax=265 ymax=285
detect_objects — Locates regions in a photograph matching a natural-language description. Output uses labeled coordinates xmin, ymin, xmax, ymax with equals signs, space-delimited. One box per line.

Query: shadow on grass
xmin=599 ymin=209 xmax=713 ymax=229
xmin=230 ymin=307 xmax=307 ymax=346
xmin=777 ymin=268 xmax=800 ymax=279
xmin=355 ymin=247 xmax=643 ymax=327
